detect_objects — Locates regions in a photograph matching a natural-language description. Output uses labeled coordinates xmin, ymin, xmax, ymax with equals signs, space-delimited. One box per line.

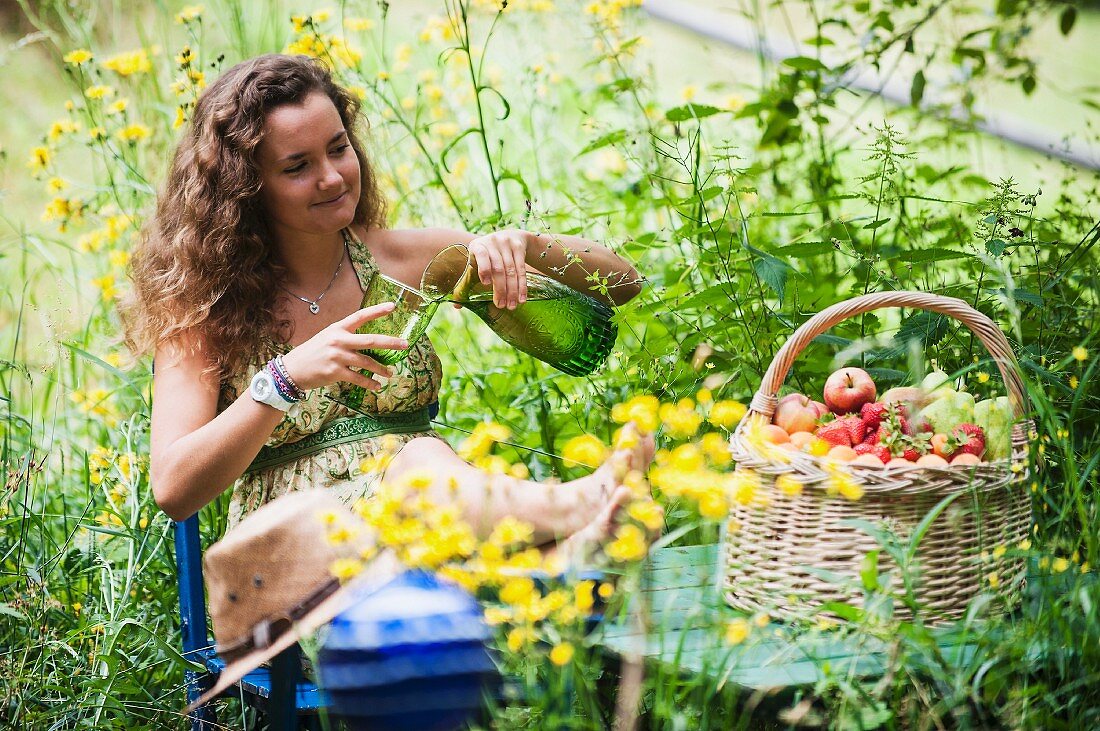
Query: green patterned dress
xmin=217 ymin=234 xmax=443 ymax=529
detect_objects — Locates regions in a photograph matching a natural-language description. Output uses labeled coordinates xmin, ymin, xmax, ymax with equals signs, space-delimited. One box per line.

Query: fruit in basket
xmin=851 ymin=453 xmax=886 ymax=467
xmin=859 ymin=401 xmax=910 ymax=432
xmin=761 ymin=424 xmax=790 ymax=444
xmin=945 ymin=423 xmax=985 ymax=459
xmin=827 ymin=445 xmax=859 ymax=462
xmin=921 ymin=370 xmax=956 ymax=400
xmin=854 ymin=441 xmax=891 ymax=464
xmin=916 ymin=453 xmax=949 ymax=468
xmin=881 ymin=386 xmax=931 ymax=409
xmin=885 ymin=457 xmax=913 ymax=468
xmin=774 ymin=394 xmax=824 ymax=434
xmin=975 ymin=397 xmax=1013 ymax=461
xmin=918 ymin=390 xmax=976 ymax=435
xmin=789 ymin=431 xmax=815 ymax=450
xmin=950 ymin=452 xmax=982 ymax=466
xmin=823 ymin=367 xmax=877 ymax=414
xmin=930 ymin=433 xmax=950 ymax=458
xmin=815 ymin=415 xmax=866 ymax=448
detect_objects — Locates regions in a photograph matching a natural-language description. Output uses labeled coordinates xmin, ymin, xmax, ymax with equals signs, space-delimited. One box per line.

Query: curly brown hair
xmin=122 ymin=54 xmax=386 ymax=378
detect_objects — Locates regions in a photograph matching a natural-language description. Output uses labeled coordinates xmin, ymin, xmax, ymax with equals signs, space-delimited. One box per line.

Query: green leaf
xmin=777 ymin=241 xmax=836 ymax=257
xmin=746 ymin=244 xmax=790 ymax=301
xmin=782 ymin=56 xmax=828 ymax=72
xmin=987 ymin=238 xmax=1008 ymax=256
xmin=63 ymin=343 xmax=149 ymax=407
xmin=860 ymin=550 xmax=881 ymax=591
xmin=0 ymin=603 xmax=27 ymax=623
xmin=994 ymin=287 xmax=1043 ymax=307
xmin=665 ymin=104 xmax=722 ymax=122
xmin=821 ymin=601 xmax=864 ymax=622
xmin=910 ymin=70 xmax=926 ymax=107
xmin=895 ymin=311 xmax=949 ymax=347
xmin=1021 ymin=74 xmax=1036 ymax=95
xmin=862 ymin=218 xmax=891 ymax=230
xmin=576 ymin=130 xmax=627 ymax=157
xmin=904 ymin=247 xmax=970 ymax=263
xmin=1060 ymin=6 xmax=1076 ymax=35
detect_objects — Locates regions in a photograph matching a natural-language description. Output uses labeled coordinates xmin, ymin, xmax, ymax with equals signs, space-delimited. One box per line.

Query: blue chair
xmin=175 ymin=514 xmax=328 ymax=731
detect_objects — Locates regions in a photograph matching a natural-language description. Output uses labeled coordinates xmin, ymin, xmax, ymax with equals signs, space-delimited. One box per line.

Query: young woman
xmin=124 ymin=54 xmax=650 ymax=548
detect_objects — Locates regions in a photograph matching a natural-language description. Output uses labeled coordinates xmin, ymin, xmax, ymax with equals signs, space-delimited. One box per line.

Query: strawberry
xmin=815 ymin=415 xmax=865 ymax=448
xmin=946 ymin=423 xmax=985 ymax=459
xmin=854 ymin=442 xmax=890 ymax=463
xmin=860 ymin=402 xmax=909 ymax=432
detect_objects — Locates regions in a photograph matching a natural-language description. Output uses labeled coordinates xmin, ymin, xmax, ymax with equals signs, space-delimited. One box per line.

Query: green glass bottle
xmin=422 ymin=244 xmax=617 ymax=377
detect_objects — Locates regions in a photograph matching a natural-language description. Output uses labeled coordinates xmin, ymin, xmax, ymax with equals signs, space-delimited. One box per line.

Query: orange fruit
xmin=762 ymin=424 xmax=790 ymax=444
xmin=930 ymin=433 xmax=951 ymax=459
xmin=826 ymin=445 xmax=859 ymax=462
xmin=950 ymin=453 xmax=982 ymax=466
xmin=851 ymin=453 xmax=885 ymax=467
xmin=885 ymin=458 xmax=913 ymax=469
xmin=916 ymin=454 xmax=949 ymax=468
xmin=789 ymin=431 xmax=815 ymax=449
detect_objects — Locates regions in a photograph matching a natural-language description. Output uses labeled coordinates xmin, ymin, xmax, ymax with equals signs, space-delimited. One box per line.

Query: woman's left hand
xmin=466 ymin=230 xmax=530 ymax=310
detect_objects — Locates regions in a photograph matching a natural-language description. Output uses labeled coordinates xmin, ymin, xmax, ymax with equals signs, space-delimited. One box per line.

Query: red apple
xmin=774 ymin=393 xmax=822 ymax=434
xmin=823 ymin=367 xmax=877 ymax=414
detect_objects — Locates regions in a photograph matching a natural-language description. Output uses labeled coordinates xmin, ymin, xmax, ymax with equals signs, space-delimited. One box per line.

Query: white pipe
xmin=643 ymin=0 xmax=1099 ymax=170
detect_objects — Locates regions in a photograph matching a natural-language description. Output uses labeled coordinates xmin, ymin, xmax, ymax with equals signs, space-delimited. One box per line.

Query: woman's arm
xmin=150 ymin=304 xmax=407 ymax=521
xmin=383 ymin=227 xmax=642 ymax=308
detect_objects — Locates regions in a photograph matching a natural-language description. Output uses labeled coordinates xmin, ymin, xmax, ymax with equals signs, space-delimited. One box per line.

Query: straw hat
xmin=185 ymin=489 xmax=399 ymax=712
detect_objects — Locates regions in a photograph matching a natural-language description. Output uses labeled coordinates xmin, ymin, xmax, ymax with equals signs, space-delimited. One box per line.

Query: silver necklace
xmin=281 ymin=241 xmax=347 ymax=315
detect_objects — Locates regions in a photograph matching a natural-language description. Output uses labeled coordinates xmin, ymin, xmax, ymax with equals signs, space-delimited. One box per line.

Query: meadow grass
xmin=2 ymin=0 xmax=1099 ymax=728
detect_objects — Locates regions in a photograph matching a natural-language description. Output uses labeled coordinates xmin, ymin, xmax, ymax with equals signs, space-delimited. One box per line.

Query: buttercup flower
xmin=64 ymin=49 xmax=93 ymax=65
xmin=561 ymin=433 xmax=608 ymax=466
xmin=549 ymin=642 xmax=574 ymax=666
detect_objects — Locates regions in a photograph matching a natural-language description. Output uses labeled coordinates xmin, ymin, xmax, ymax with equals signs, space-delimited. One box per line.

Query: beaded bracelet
xmin=265 ymin=359 xmax=300 ymax=403
xmin=273 ymin=355 xmax=306 ymax=400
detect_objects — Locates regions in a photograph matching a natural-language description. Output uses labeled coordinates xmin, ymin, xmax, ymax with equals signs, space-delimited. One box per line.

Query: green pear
xmin=919 ymin=391 xmax=976 ymax=435
xmin=975 ymin=397 xmax=1014 ymax=461
xmin=920 ymin=370 xmax=956 ymax=401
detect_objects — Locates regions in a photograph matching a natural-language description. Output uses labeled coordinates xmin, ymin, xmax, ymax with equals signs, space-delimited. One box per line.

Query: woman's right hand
xmin=280 ymin=302 xmax=408 ymax=392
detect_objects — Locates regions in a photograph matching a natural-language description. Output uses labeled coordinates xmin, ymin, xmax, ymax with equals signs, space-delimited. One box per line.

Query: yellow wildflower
xmin=506 ymin=627 xmax=532 ymax=652
xmin=549 ymin=642 xmax=575 ymax=666
xmin=775 ymin=474 xmax=803 ymax=497
xmin=346 ymin=85 xmax=367 ymax=101
xmin=1053 ymin=557 xmax=1070 ymax=573
xmin=708 ymin=400 xmax=747 ymax=429
xmin=699 ymin=432 xmax=732 ymax=467
xmin=499 ymin=576 xmax=536 ymax=607
xmin=986 ymin=571 xmax=999 ymax=588
xmin=117 ymin=124 xmax=151 ymax=142
xmin=175 ymin=5 xmax=204 ymax=23
xmin=1069 ymin=375 xmax=1079 ymax=389
xmin=976 ymin=371 xmax=990 ymax=384
xmin=92 ymin=274 xmax=117 ymax=301
xmin=725 ymin=618 xmax=750 ymax=645
xmin=598 ymin=582 xmax=614 ymax=599
xmin=85 ymin=85 xmax=115 ymax=100
xmin=1073 ymin=346 xmax=1088 ymax=362
xmin=610 ymin=395 xmax=660 ymax=432
xmin=698 ymin=488 xmax=729 ymax=520
xmin=48 ymin=119 xmax=80 ymax=141
xmin=659 ymin=399 xmax=703 ymax=439
xmin=696 ymin=387 xmax=713 ymax=404
xmin=64 ymin=49 xmax=93 ymax=65
xmin=28 ymin=146 xmax=50 ymax=174
xmin=561 ymin=434 xmax=608 ymax=467
xmin=627 ymin=499 xmax=664 ymax=531
xmin=826 ymin=467 xmax=863 ymax=501
xmin=330 ymin=557 xmax=363 ymax=582
xmin=488 ymin=516 xmax=534 ymax=547
xmin=574 ymin=581 xmax=595 ymax=613
xmin=101 ymin=49 xmax=152 ymax=76
xmin=345 ymin=17 xmax=375 ymax=31
xmin=109 ymin=249 xmax=131 ymax=269
xmin=606 ymin=523 xmax=647 ymax=562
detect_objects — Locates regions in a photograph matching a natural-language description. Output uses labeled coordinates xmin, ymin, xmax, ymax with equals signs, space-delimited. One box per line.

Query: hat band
xmin=216 ymin=577 xmax=341 ymax=660
xmin=247 ymin=408 xmax=433 ymax=473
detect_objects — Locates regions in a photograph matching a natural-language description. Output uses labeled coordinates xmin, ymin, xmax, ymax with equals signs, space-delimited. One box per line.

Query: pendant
xmin=309 ymin=302 xmax=320 ymax=314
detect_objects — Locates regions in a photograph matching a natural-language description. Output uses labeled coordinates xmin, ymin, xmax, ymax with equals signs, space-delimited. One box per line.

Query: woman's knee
xmin=385 ymin=436 xmax=456 ymax=478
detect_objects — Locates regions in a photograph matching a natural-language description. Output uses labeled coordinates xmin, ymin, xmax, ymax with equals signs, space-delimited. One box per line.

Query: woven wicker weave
xmin=722 ymin=292 xmax=1033 ymax=621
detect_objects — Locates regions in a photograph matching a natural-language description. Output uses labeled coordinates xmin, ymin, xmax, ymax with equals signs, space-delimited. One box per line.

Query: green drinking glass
xmin=356 ymin=272 xmax=440 ymax=366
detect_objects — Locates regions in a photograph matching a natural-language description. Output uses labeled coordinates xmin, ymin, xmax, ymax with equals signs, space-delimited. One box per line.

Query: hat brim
xmin=183 ymin=553 xmax=401 ymax=715
xmin=183 ymin=583 xmax=353 ymax=714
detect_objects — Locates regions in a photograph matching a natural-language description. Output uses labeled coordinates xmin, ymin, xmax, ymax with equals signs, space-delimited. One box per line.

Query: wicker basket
xmin=722 ymin=292 xmax=1034 ymax=622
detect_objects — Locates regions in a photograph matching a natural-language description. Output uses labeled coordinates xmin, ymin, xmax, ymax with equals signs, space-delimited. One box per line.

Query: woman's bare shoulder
xmin=352 ymin=225 xmax=473 ymax=281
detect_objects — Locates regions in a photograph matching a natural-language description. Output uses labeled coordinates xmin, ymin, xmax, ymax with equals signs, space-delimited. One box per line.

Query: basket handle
xmin=749 ymin=291 xmax=1029 ymax=420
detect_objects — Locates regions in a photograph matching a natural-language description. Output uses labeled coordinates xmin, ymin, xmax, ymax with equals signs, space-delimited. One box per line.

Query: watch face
xmin=252 ymin=372 xmax=274 ymax=400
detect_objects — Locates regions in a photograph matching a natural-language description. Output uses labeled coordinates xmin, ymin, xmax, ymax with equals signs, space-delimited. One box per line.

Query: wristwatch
xmin=250 ymin=369 xmax=302 ymax=418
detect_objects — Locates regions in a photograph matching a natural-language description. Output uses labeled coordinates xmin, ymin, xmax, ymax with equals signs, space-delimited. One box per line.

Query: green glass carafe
xmin=421 ymin=244 xmax=617 ymax=377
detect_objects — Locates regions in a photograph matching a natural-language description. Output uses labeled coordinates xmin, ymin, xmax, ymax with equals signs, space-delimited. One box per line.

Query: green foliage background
xmin=2 ymin=0 xmax=1099 ymax=728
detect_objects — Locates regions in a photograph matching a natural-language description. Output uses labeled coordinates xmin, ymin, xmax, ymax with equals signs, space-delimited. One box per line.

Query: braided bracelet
xmin=274 ymin=355 xmax=306 ymax=400
xmin=265 ymin=359 xmax=301 ymax=403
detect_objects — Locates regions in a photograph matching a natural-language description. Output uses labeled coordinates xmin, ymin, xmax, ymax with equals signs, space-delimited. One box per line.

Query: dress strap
xmin=246 ymin=408 xmax=433 ymax=473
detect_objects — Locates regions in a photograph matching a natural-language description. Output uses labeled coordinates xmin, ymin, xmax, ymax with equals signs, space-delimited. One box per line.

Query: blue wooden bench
xmin=175 ymin=515 xmax=328 ymax=731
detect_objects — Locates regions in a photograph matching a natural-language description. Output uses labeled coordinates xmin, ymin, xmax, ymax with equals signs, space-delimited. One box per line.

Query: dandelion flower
xmin=175 ymin=5 xmax=204 ymax=23
xmin=64 ymin=49 xmax=93 ymax=65
xmin=1073 ymin=346 xmax=1088 ymax=362
xmin=562 ymin=434 xmax=608 ymax=467
xmin=549 ymin=642 xmax=574 ymax=666
xmin=708 ymin=400 xmax=747 ymax=429
xmin=725 ymin=618 xmax=750 ymax=645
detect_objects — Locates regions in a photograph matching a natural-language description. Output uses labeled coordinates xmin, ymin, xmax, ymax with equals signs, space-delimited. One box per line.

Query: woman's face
xmin=255 ymin=91 xmax=362 ymax=242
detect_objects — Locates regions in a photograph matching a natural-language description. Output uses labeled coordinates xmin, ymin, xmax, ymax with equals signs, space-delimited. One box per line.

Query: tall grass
xmin=2 ymin=0 xmax=1099 ymax=728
